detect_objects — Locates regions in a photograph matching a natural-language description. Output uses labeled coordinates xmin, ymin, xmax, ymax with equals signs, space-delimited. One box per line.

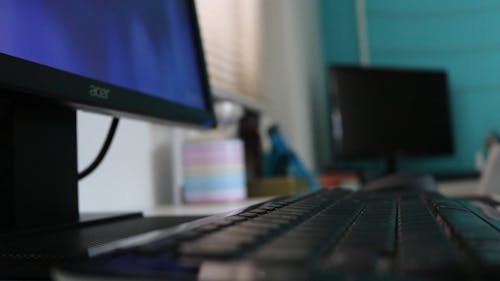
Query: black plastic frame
xmin=329 ymin=65 xmax=454 ymax=160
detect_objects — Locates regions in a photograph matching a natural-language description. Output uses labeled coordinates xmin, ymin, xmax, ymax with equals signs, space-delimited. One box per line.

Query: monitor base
xmin=364 ymin=173 xmax=438 ymax=193
xmin=0 ymin=214 xmax=203 ymax=280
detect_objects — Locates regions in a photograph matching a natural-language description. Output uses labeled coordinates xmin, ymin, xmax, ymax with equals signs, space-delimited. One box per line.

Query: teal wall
xmin=320 ymin=0 xmax=359 ymax=64
xmin=319 ymin=0 xmax=500 ymax=175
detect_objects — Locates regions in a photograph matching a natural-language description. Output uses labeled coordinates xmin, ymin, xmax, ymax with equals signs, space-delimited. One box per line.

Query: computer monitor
xmin=329 ymin=65 xmax=453 ymax=174
xmin=0 ymin=0 xmax=215 ymax=231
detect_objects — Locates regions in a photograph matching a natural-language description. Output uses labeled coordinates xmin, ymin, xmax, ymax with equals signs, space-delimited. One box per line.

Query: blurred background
xmin=77 ymin=0 xmax=500 ymax=211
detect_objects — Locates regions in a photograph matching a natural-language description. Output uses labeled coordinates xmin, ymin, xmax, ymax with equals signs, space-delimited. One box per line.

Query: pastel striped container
xmin=182 ymin=139 xmax=246 ymax=203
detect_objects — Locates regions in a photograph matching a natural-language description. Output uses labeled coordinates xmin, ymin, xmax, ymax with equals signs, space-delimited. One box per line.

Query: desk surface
xmin=438 ymin=179 xmax=478 ymax=197
xmin=146 ymin=197 xmax=274 ymax=217
xmin=148 ymin=180 xmax=480 ymax=217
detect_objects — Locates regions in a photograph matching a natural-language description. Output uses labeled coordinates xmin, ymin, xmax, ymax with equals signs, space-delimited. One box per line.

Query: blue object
xmin=267 ymin=126 xmax=320 ymax=191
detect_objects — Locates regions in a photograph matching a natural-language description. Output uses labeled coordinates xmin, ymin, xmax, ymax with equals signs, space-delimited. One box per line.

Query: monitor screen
xmin=330 ymin=66 xmax=453 ymax=159
xmin=0 ymin=0 xmax=214 ymax=127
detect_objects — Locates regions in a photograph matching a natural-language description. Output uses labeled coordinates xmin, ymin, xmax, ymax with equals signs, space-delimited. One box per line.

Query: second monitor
xmin=330 ymin=65 xmax=454 ymax=174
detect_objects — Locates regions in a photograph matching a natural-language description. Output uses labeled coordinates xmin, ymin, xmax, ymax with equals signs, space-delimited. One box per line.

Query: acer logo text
xmin=89 ymin=85 xmax=110 ymax=100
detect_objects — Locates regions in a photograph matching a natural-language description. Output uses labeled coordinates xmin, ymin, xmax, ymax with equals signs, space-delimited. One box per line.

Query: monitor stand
xmin=0 ymin=93 xmax=204 ymax=279
xmin=386 ymin=153 xmax=400 ymax=175
xmin=0 ymin=92 xmax=145 ymax=232
xmin=363 ymin=153 xmax=438 ymax=192
xmin=364 ymin=173 xmax=438 ymax=192
xmin=0 ymin=93 xmax=81 ymax=231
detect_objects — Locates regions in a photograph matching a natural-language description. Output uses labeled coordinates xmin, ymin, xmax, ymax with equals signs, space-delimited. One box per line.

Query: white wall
xmin=77 ymin=111 xmax=177 ymax=212
xmin=260 ymin=0 xmax=327 ymax=171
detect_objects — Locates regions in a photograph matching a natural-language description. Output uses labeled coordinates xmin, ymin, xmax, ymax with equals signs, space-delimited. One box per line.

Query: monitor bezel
xmin=0 ymin=0 xmax=216 ymax=128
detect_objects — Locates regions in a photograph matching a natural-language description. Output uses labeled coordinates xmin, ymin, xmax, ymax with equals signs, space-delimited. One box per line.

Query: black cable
xmin=78 ymin=117 xmax=120 ymax=180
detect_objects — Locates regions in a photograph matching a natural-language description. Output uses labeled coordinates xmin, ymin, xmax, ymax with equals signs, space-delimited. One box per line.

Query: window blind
xmin=196 ymin=0 xmax=262 ymax=99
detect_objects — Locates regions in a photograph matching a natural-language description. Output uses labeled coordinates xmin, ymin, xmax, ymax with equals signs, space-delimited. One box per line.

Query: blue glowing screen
xmin=0 ymin=0 xmax=207 ymax=110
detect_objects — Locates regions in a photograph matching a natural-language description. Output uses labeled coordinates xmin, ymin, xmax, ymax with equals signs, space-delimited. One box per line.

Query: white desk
xmin=146 ymin=197 xmax=274 ymax=217
xmin=147 ymin=180 xmax=482 ymax=217
xmin=438 ymin=179 xmax=479 ymax=197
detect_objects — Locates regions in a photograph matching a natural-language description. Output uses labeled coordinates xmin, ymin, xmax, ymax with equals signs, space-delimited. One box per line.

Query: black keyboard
xmin=56 ymin=189 xmax=500 ymax=281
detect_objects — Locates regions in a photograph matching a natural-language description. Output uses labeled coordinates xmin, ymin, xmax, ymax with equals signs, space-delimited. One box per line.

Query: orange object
xmin=320 ymin=172 xmax=360 ymax=189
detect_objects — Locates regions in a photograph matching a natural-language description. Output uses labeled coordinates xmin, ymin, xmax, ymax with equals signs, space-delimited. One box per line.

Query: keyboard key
xmin=398 ymin=197 xmax=462 ymax=275
xmin=322 ymin=201 xmax=396 ymax=272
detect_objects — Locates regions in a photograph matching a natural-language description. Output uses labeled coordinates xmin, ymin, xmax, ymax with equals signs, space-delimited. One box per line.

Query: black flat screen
xmin=330 ymin=66 xmax=453 ymax=158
